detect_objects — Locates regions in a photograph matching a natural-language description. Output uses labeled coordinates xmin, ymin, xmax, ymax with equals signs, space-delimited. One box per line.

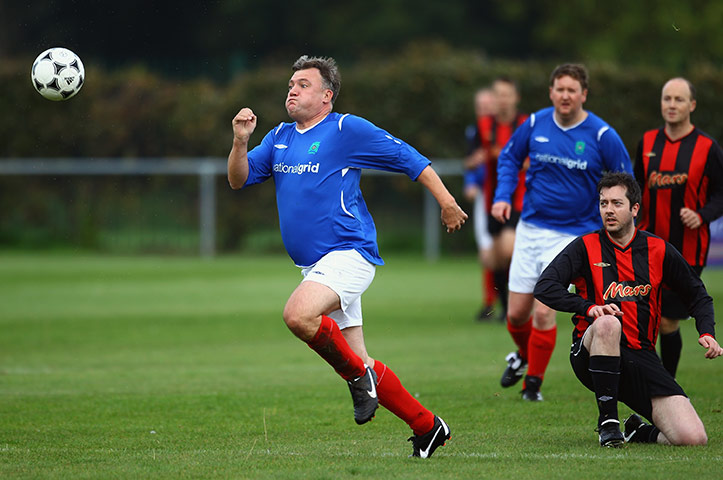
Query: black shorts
xmin=488 ymin=210 xmax=520 ymax=236
xmin=661 ymin=266 xmax=704 ymax=319
xmin=570 ymin=339 xmax=686 ymax=422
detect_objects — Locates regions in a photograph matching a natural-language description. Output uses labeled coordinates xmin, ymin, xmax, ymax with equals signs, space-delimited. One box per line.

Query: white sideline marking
xmin=246 ymin=448 xmax=720 ymax=463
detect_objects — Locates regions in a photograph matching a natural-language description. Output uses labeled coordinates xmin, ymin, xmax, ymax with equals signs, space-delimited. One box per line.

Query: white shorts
xmin=508 ymin=220 xmax=576 ymax=294
xmin=473 ymin=191 xmax=493 ymax=251
xmin=300 ymin=249 xmax=376 ymax=329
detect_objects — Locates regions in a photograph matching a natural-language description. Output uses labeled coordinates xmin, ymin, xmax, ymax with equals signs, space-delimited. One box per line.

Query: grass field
xmin=1 ymin=252 xmax=721 ymax=479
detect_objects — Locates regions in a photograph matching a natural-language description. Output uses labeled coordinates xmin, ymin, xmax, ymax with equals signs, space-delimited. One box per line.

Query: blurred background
xmin=2 ymin=0 xmax=722 ymax=258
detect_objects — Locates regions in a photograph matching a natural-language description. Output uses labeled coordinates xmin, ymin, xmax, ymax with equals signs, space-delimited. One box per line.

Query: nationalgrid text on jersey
xmin=536 ymin=153 xmax=588 ymax=170
xmin=273 ymin=161 xmax=321 ymax=175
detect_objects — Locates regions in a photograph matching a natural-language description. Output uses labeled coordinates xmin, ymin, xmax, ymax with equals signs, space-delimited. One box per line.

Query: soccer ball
xmin=31 ymin=47 xmax=85 ymax=101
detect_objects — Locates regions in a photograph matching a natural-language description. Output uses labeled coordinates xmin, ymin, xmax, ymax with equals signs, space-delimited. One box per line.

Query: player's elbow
xmin=532 ymin=281 xmax=553 ymax=305
xmin=228 ymin=174 xmax=246 ymax=190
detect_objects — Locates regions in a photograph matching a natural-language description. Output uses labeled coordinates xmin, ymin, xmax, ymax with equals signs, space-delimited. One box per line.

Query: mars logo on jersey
xmin=602 ymin=281 xmax=652 ymax=301
xmin=647 ymin=170 xmax=688 ymax=190
xmin=274 ymin=161 xmax=320 ymax=175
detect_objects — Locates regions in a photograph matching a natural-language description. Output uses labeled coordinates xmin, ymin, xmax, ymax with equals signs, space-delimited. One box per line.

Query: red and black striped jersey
xmin=534 ymin=228 xmax=715 ymax=351
xmin=634 ymin=127 xmax=723 ymax=267
xmin=478 ymin=113 xmax=528 ymax=211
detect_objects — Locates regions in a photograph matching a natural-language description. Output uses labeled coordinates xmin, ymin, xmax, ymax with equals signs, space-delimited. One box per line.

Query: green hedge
xmin=4 ymin=43 xmax=722 ymax=158
xmin=2 ymin=44 xmax=722 ymax=253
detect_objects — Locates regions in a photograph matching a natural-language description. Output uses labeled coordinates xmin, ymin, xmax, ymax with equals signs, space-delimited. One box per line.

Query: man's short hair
xmin=597 ymin=172 xmax=641 ymax=208
xmin=493 ymin=75 xmax=518 ymax=92
xmin=292 ymin=55 xmax=341 ymax=104
xmin=550 ymin=63 xmax=589 ymax=91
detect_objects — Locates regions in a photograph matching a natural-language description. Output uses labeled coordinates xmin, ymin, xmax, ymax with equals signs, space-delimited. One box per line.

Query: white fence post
xmin=0 ymin=158 xmax=464 ymax=260
xmin=199 ymin=160 xmax=216 ymax=258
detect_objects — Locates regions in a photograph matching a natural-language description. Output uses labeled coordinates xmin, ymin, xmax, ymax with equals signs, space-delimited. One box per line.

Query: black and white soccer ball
xmin=31 ymin=47 xmax=85 ymax=101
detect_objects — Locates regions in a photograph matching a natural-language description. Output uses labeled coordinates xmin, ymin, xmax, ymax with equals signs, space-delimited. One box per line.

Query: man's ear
xmin=323 ymin=89 xmax=334 ymax=104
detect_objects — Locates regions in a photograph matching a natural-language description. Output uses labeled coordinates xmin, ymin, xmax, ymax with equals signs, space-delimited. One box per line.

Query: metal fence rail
xmin=0 ymin=158 xmax=464 ymax=260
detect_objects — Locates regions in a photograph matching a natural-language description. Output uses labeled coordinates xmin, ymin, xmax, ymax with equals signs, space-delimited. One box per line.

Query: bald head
xmin=661 ymin=77 xmax=696 ymax=134
xmin=662 ymin=77 xmax=695 ymax=101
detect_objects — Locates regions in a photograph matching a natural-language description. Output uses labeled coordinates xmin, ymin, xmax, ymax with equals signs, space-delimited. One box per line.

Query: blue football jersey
xmin=493 ymin=107 xmax=632 ymax=236
xmin=244 ymin=112 xmax=431 ymax=267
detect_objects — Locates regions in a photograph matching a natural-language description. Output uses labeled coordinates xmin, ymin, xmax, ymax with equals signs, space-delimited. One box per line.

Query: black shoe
xmin=623 ymin=414 xmax=646 ymax=443
xmin=347 ymin=366 xmax=378 ymax=425
xmin=408 ymin=416 xmax=451 ymax=458
xmin=500 ymin=351 xmax=527 ymax=387
xmin=476 ymin=305 xmax=495 ymax=322
xmin=598 ymin=419 xmax=624 ymax=448
xmin=520 ymin=375 xmax=543 ymax=401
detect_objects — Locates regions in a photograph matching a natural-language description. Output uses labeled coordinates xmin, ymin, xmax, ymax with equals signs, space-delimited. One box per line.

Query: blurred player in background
xmin=634 ymin=77 xmax=723 ymax=378
xmin=535 ymin=172 xmax=721 ymax=447
xmin=478 ymin=77 xmax=529 ymax=322
xmin=492 ymin=64 xmax=632 ymax=401
xmin=463 ymin=87 xmax=499 ymax=321
xmin=227 ymin=55 xmax=467 ymax=458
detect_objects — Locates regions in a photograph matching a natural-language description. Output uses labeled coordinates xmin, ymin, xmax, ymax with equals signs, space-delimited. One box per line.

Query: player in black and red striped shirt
xmin=634 ymin=77 xmax=723 ymax=377
xmin=535 ymin=172 xmax=721 ymax=447
xmin=478 ymin=77 xmax=528 ymax=323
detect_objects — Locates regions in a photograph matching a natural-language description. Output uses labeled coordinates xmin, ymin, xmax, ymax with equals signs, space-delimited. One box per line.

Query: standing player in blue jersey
xmin=227 ymin=55 xmax=467 ymax=458
xmin=491 ymin=64 xmax=633 ymax=401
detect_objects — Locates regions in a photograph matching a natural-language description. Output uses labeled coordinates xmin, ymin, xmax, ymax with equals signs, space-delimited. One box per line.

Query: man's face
xmin=661 ymin=79 xmax=696 ymax=127
xmin=286 ymin=68 xmax=332 ymax=121
xmin=599 ymin=185 xmax=638 ymax=236
xmin=474 ymin=91 xmax=497 ymax=117
xmin=549 ymin=75 xmax=587 ymax=120
xmin=493 ymin=81 xmax=519 ymax=114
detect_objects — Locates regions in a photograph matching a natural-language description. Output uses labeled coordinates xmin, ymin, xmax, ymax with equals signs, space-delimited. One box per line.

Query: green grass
xmin=0 ymin=252 xmax=721 ymax=479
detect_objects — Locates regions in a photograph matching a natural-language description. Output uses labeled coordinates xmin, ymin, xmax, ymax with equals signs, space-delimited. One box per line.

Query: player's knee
xmin=593 ymin=315 xmax=621 ymax=336
xmin=671 ymin=428 xmax=707 ymax=446
xmin=532 ymin=306 xmax=556 ymax=330
xmin=660 ymin=317 xmax=680 ymax=335
xmin=282 ymin=307 xmax=316 ymax=339
xmin=506 ymin=310 xmax=528 ymax=326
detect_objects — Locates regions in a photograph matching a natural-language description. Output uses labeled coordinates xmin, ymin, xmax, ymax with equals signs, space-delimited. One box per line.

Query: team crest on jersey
xmin=575 ymin=141 xmax=586 ymax=155
xmin=308 ymin=142 xmax=321 ymax=155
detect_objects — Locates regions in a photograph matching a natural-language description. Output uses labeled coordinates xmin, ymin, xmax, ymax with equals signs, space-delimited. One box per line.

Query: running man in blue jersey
xmin=227 ymin=55 xmax=467 ymax=458
xmin=491 ymin=64 xmax=633 ymax=401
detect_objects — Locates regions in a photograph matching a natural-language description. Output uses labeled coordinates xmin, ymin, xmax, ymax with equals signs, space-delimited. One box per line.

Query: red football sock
xmin=307 ymin=315 xmax=366 ymax=381
xmin=507 ymin=316 xmax=532 ymax=360
xmin=527 ymin=325 xmax=557 ymax=379
xmin=484 ymin=270 xmax=497 ymax=306
xmin=373 ymin=360 xmax=435 ymax=436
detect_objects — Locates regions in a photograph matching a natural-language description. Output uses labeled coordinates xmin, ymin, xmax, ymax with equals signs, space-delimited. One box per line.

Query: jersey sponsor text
xmin=602 ymin=281 xmax=652 ymax=301
xmin=647 ymin=170 xmax=688 ymax=190
xmin=274 ymin=161 xmax=320 ymax=175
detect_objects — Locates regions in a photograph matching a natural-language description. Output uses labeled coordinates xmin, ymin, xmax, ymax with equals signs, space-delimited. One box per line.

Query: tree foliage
xmin=2 ymin=0 xmax=721 ymax=77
